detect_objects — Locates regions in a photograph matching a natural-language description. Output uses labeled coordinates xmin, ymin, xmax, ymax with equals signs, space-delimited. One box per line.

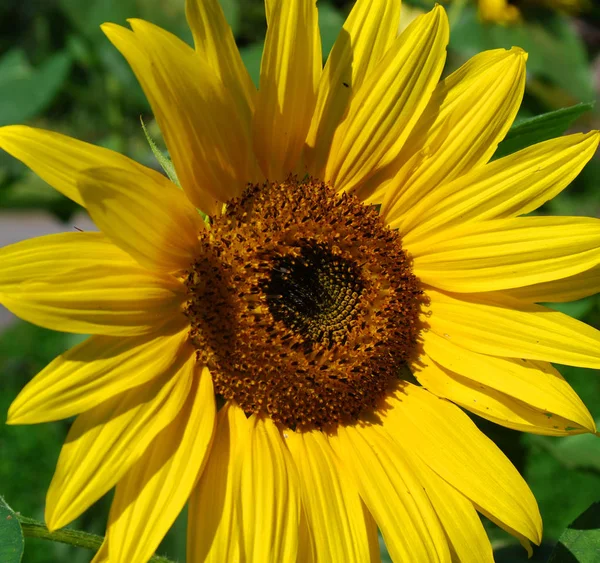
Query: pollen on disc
xmin=184 ymin=178 xmax=423 ymax=430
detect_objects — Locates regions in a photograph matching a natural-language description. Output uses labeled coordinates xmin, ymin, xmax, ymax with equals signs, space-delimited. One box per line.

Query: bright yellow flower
xmin=1 ymin=0 xmax=599 ymax=561
xmin=478 ymin=0 xmax=589 ymax=24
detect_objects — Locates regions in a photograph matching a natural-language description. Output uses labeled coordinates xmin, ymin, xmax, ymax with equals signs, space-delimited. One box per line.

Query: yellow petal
xmin=297 ymin=507 xmax=317 ymax=563
xmin=421 ymin=329 xmax=595 ymax=433
xmin=325 ymin=6 xmax=449 ymax=194
xmin=504 ymin=264 xmax=600 ymax=303
xmin=329 ymin=423 xmax=451 ymax=562
xmin=253 ymin=0 xmax=321 ymax=180
xmin=384 ymin=383 xmax=542 ymax=546
xmin=285 ymin=429 xmax=379 ymax=562
xmin=7 ymin=322 xmax=191 ymax=425
xmin=79 ymin=166 xmax=203 ymax=273
xmin=0 ymin=125 xmax=155 ymax=207
xmin=425 ymin=288 xmax=600 ymax=368
xmin=91 ymin=540 xmax=108 ymax=563
xmin=304 ymin=0 xmax=401 ymax=178
xmin=187 ymin=403 xmax=248 ymax=563
xmin=45 ymin=346 xmax=194 ymax=530
xmin=396 ymin=440 xmax=494 ymax=563
xmin=102 ymin=21 xmax=255 ymax=214
xmin=381 ymin=47 xmax=526 ymax=219
xmin=416 ymin=353 xmax=595 ymax=435
xmin=185 ymin=0 xmax=255 ymax=121
xmin=264 ymin=0 xmax=275 ymax=24
xmin=106 ymin=367 xmax=216 ymax=563
xmin=408 ymin=216 xmax=600 ymax=293
xmin=399 ymin=132 xmax=600 ymax=239
xmin=239 ymin=416 xmax=301 ymax=562
xmin=188 ymin=405 xmax=301 ymax=562
xmin=0 ymin=232 xmax=184 ymax=336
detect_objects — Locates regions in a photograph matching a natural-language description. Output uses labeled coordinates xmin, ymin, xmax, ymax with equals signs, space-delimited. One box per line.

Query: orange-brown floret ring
xmin=184 ymin=178 xmax=423 ymax=429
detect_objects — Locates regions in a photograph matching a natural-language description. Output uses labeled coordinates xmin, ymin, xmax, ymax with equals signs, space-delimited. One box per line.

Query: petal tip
xmin=101 ymin=22 xmax=133 ymax=43
xmin=431 ymin=3 xmax=450 ymax=26
xmin=424 ymin=3 xmax=450 ymax=30
xmin=45 ymin=519 xmax=61 ymax=534
xmin=6 ymin=401 xmax=24 ymax=425
xmin=44 ymin=508 xmax=62 ymax=534
xmin=100 ymin=22 xmax=121 ymax=34
xmin=0 ymin=124 xmax=28 ymax=143
xmin=508 ymin=46 xmax=528 ymax=62
xmin=532 ymin=512 xmax=543 ymax=545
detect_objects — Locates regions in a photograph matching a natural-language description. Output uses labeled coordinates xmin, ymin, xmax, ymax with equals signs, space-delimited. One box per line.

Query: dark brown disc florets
xmin=264 ymin=241 xmax=364 ymax=348
xmin=184 ymin=178 xmax=422 ymax=429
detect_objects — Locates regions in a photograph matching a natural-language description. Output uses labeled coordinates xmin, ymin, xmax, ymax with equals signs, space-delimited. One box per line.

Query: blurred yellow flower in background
xmin=478 ymin=0 xmax=589 ymax=24
xmin=1 ymin=0 xmax=600 ymax=561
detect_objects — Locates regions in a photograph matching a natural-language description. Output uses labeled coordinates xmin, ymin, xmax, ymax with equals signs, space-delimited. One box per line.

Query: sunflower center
xmin=265 ymin=242 xmax=364 ymax=347
xmin=184 ymin=178 xmax=423 ymax=429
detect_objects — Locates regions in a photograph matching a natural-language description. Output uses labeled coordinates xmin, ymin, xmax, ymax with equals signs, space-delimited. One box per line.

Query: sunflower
xmin=478 ymin=0 xmax=589 ymax=24
xmin=2 ymin=0 xmax=600 ymax=561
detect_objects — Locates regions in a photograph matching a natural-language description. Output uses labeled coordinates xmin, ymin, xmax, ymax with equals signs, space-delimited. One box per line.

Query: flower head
xmin=2 ymin=0 xmax=599 ymax=561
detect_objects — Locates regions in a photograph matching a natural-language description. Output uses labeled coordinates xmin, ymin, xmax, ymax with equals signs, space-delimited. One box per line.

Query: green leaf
xmin=140 ymin=117 xmax=180 ymax=186
xmin=0 ymin=51 xmax=72 ymax=126
xmin=549 ymin=503 xmax=600 ymax=563
xmin=0 ymin=497 xmax=24 ymax=563
xmin=524 ymin=427 xmax=600 ymax=540
xmin=494 ymin=103 xmax=594 ymax=159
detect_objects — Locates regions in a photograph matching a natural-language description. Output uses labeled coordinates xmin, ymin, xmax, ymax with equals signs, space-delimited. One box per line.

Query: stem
xmin=17 ymin=515 xmax=175 ymax=563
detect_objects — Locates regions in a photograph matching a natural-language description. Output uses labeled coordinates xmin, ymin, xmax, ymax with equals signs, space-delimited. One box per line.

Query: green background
xmin=1 ymin=0 xmax=600 ymax=561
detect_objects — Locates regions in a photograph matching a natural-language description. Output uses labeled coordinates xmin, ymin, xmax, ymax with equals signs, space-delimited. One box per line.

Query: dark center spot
xmin=265 ymin=242 xmax=363 ymax=348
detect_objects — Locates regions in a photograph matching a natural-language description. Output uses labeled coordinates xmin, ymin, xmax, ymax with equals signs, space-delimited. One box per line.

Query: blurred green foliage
xmin=1 ymin=0 xmax=600 ymax=561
